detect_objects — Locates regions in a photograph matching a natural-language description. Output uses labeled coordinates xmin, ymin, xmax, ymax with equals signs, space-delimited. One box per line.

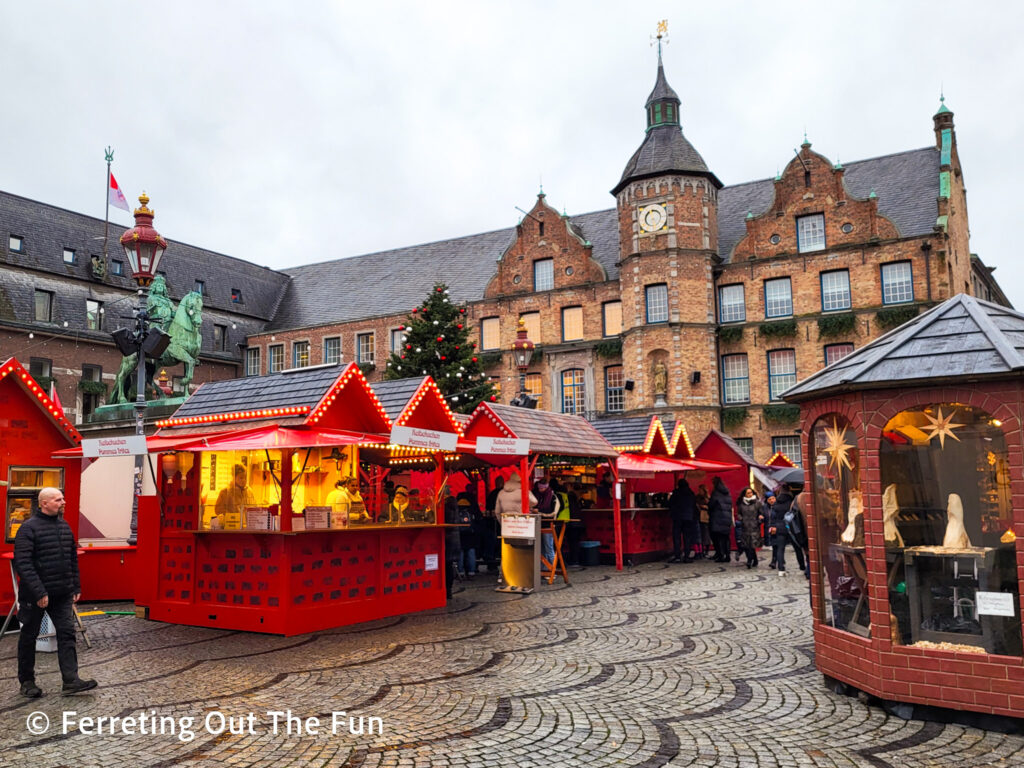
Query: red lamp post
xmin=119 ymin=193 xmax=167 ymax=287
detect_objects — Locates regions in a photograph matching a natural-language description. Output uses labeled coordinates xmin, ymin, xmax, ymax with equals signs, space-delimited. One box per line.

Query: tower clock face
xmin=639 ymin=203 xmax=667 ymax=233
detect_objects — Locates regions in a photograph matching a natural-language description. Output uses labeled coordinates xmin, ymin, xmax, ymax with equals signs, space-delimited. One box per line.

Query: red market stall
xmin=592 ymin=416 xmax=740 ymax=564
xmin=135 ymin=364 xmax=461 ymax=635
xmin=783 ymin=295 xmax=1024 ymax=722
xmin=1 ymin=358 xmax=82 ymax=609
xmin=460 ymin=403 xmax=624 ymax=568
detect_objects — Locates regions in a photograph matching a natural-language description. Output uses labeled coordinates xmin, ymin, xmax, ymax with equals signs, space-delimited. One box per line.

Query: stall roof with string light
xmin=783 ymin=294 xmax=1024 ymax=401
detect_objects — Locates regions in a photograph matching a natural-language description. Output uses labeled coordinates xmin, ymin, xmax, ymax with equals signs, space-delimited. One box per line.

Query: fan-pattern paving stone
xmin=1 ymin=560 xmax=1022 ymax=767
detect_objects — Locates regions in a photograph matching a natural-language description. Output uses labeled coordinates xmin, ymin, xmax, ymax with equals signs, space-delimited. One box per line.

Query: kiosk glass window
xmin=880 ymin=404 xmax=1021 ymax=655
xmin=5 ymin=467 xmax=64 ymax=543
xmin=810 ymin=416 xmax=868 ymax=636
xmin=199 ymin=450 xmax=285 ymax=531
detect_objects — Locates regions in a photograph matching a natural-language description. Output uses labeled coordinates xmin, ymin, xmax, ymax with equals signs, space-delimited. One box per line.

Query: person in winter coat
xmin=768 ymin=486 xmax=807 ymax=577
xmin=735 ymin=487 xmax=764 ymax=568
xmin=533 ymin=479 xmax=559 ymax=568
xmin=667 ymin=478 xmax=697 ymax=563
xmin=764 ymin=492 xmax=778 ymax=568
xmin=494 ymin=472 xmax=537 ymax=517
xmin=696 ymin=485 xmax=711 ymax=558
xmin=13 ymin=487 xmax=97 ymax=697
xmin=708 ymin=477 xmax=734 ymax=563
xmin=443 ymin=489 xmax=464 ymax=598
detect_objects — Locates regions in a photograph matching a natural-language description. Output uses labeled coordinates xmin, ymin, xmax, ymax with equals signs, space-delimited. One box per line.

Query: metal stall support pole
xmin=611 ymin=461 xmax=623 ymax=571
xmin=280 ymin=448 xmax=293 ymax=531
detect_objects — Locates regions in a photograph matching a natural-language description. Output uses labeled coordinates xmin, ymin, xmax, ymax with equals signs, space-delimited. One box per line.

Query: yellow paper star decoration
xmin=823 ymin=419 xmax=854 ymax=472
xmin=923 ymin=407 xmax=964 ymax=449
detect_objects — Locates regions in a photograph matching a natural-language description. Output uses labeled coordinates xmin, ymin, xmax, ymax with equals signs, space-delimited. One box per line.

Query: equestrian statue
xmin=110 ymin=275 xmax=204 ymax=404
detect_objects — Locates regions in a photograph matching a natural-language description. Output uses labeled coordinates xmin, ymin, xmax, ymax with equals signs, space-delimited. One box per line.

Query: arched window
xmin=880 ymin=403 xmax=1020 ymax=655
xmin=810 ymin=415 xmax=867 ymax=636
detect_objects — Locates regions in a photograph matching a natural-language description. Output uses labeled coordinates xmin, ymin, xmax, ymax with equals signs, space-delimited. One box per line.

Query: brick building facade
xmin=0 ymin=53 xmax=1010 ymax=461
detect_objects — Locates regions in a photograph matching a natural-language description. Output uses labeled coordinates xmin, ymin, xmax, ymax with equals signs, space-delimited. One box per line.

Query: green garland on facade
xmin=593 ymin=339 xmax=623 ymax=358
xmin=758 ymin=319 xmax=798 ymax=338
xmin=718 ymin=326 xmax=743 ymax=344
xmin=478 ymin=351 xmax=503 ymax=368
xmin=722 ymin=406 xmax=749 ymax=428
xmin=875 ymin=304 xmax=920 ymax=330
xmin=817 ymin=313 xmax=857 ymax=339
xmin=762 ymin=403 xmax=801 ymax=424
xmin=77 ymin=379 xmax=108 ymax=395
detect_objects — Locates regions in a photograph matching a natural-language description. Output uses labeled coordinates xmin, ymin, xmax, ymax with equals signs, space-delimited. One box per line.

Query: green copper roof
xmin=935 ymin=94 xmax=952 ymax=115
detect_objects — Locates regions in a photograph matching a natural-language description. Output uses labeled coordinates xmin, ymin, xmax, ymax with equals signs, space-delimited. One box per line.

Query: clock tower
xmin=611 ymin=33 xmax=723 ymax=433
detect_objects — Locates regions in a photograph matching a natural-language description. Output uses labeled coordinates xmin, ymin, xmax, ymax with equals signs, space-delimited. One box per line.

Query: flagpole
xmin=103 ymin=146 xmax=113 ymax=271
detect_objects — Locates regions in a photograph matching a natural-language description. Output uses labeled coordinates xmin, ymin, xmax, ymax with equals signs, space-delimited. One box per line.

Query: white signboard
xmin=476 ymin=436 xmax=530 ymax=455
xmin=303 ymin=506 xmax=331 ymax=530
xmin=424 ymin=553 xmax=439 ymax=571
xmin=390 ymin=425 xmax=458 ymax=452
xmin=243 ymin=506 xmax=272 ymax=530
xmin=501 ymin=514 xmax=536 ymax=539
xmin=81 ymin=435 xmax=148 ymax=458
xmin=976 ymin=591 xmax=1016 ymax=617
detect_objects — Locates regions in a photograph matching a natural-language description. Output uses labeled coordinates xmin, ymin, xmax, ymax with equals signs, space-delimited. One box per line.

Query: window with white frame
xmin=524 ymin=372 xmax=543 ymax=409
xmin=63 ymin=248 xmax=76 ymax=264
xmin=562 ymin=306 xmax=583 ymax=341
xmin=268 ymin=344 xmax=284 ymax=373
xmin=824 ymin=343 xmax=854 ymax=366
xmin=605 ymin=365 xmax=625 ymax=412
xmin=733 ymin=438 xmax=754 ymax=457
xmin=797 ymin=213 xmax=826 ymax=253
xmin=481 ymin=317 xmax=500 ymax=350
xmin=534 ymin=259 xmax=554 ymax=291
xmin=764 ymin=278 xmax=793 ymax=318
xmin=357 ymin=333 xmax=375 ymax=364
xmin=292 ymin=341 xmax=310 ymax=368
xmin=245 ymin=347 xmax=261 ymax=376
xmin=9 ymin=235 xmax=24 ymax=252
xmin=645 ymin=283 xmax=669 ymax=323
xmin=602 ymin=302 xmax=622 ymax=336
xmin=721 ymin=354 xmax=749 ymax=404
xmin=325 ymin=336 xmax=342 ymax=365
xmin=772 ymin=435 xmax=802 ymax=467
xmin=820 ymin=269 xmax=851 ymax=311
xmin=767 ymin=349 xmax=797 ymax=400
xmin=519 ymin=312 xmax=541 ymax=343
xmin=881 ymin=261 xmax=914 ymax=305
xmin=561 ymin=368 xmax=585 ymax=415
xmin=718 ymin=284 xmax=745 ymax=323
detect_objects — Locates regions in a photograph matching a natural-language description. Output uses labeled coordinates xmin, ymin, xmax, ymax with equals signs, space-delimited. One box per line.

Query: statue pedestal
xmin=87 ymin=397 xmax=187 ymax=427
xmin=654 ymin=394 xmax=668 ymax=407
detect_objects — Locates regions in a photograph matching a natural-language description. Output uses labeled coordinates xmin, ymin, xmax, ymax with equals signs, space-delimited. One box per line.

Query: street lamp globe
xmin=119 ymin=193 xmax=167 ymax=287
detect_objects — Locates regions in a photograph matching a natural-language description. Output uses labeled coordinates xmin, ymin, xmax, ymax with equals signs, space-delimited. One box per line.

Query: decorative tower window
xmin=645 ymin=284 xmax=668 ymax=323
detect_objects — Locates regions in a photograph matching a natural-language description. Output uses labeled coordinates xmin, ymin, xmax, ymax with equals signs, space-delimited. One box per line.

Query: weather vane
xmin=651 ymin=20 xmax=669 ymax=56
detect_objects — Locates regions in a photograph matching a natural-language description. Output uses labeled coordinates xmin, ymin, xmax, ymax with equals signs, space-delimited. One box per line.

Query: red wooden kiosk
xmin=592 ymin=416 xmax=740 ymax=564
xmin=784 ymin=295 xmax=1024 ymax=721
xmin=135 ymin=364 xmax=462 ymax=635
xmin=460 ymin=403 xmax=624 ymax=569
xmin=1 ymin=358 xmax=82 ymax=609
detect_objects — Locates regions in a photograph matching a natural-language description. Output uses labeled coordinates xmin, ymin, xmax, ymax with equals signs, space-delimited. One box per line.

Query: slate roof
xmin=645 ymin=61 xmax=679 ymax=107
xmin=613 ymin=125 xmax=719 ymax=194
xmin=169 ymin=364 xmax=344 ymax=418
xmin=783 ymin=294 xmax=1024 ymax=401
xmin=482 ymin=403 xmax=618 ymax=458
xmin=0 ymin=190 xmax=291 ymax=355
xmin=370 ymin=377 xmax=426 ymax=421
xmin=590 ymin=416 xmax=653 ymax=446
xmin=268 ymin=208 xmax=621 ymax=330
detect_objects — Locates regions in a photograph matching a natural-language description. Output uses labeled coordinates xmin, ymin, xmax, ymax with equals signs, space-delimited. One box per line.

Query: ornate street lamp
xmin=114 ymin=194 xmax=171 ymax=543
xmin=510 ymin=318 xmax=537 ymax=408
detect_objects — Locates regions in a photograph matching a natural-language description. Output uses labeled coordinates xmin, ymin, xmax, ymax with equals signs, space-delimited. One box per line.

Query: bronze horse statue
xmin=111 ymin=291 xmax=204 ymax=404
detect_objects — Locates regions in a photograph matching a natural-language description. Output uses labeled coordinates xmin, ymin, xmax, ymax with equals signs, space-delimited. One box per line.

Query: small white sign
xmin=304 ymin=506 xmax=331 ymax=529
xmin=977 ymin=591 xmax=1016 ymax=617
xmin=424 ymin=553 xmax=439 ymax=571
xmin=81 ymin=435 xmax=148 ymax=458
xmin=501 ymin=514 xmax=536 ymax=539
xmin=476 ymin=436 xmax=530 ymax=455
xmin=390 ymin=425 xmax=458 ymax=452
xmin=244 ymin=506 xmax=271 ymax=530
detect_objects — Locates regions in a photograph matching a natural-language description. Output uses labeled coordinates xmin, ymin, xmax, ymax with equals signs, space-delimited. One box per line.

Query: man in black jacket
xmin=13 ymin=487 xmax=96 ymax=697
xmin=667 ymin=478 xmax=697 ymax=563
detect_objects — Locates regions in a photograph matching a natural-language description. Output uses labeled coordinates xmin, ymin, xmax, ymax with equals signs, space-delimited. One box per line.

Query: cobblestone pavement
xmin=2 ymin=560 xmax=1023 ymax=768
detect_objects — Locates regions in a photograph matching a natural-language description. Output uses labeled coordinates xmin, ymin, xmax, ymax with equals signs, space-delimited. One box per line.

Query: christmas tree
xmin=383 ymin=282 xmax=497 ymax=413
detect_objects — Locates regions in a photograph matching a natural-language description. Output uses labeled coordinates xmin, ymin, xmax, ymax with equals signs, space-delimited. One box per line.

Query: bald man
xmin=13 ymin=487 xmax=96 ymax=697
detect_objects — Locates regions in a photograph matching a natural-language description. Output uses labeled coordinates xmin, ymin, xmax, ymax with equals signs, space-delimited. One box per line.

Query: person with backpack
xmin=768 ymin=485 xmax=807 ymax=577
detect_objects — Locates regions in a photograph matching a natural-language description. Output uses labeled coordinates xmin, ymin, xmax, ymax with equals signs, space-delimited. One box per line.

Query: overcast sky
xmin=2 ymin=2 xmax=1023 ymax=305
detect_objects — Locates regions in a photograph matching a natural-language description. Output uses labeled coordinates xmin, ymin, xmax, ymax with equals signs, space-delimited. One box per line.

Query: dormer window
xmin=9 ymin=235 xmax=23 ymax=252
xmin=797 ymin=214 xmax=826 ymax=253
xmin=63 ymin=248 xmax=76 ymax=264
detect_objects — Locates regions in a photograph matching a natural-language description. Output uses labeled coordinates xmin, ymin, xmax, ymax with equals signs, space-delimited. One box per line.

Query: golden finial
xmin=657 ymin=20 xmax=668 ymax=38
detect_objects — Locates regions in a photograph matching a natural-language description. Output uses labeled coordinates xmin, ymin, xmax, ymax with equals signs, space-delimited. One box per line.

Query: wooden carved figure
xmin=942 ymin=493 xmax=971 ymax=549
xmin=840 ymin=490 xmax=864 ymax=547
xmin=882 ymin=484 xmax=904 ymax=548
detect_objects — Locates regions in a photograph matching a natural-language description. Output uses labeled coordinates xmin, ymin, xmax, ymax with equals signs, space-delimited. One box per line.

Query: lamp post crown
xmin=119 ymin=192 xmax=168 ymax=287
xmin=512 ymin=318 xmax=535 ymax=370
